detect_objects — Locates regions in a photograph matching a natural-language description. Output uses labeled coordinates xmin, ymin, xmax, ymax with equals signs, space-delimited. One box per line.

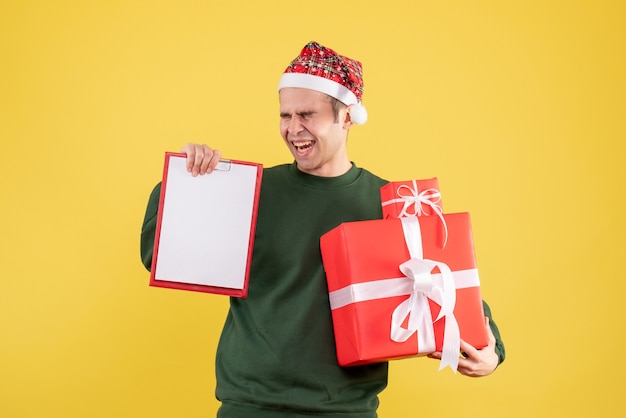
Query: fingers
xmin=180 ymin=143 xmax=222 ymax=176
xmin=427 ymin=349 xmax=481 ymax=376
xmin=456 ymin=357 xmax=483 ymax=378
xmin=459 ymin=339 xmax=476 ymax=358
xmin=428 ymin=338 xmax=498 ymax=377
xmin=458 ymin=336 xmax=499 ymax=377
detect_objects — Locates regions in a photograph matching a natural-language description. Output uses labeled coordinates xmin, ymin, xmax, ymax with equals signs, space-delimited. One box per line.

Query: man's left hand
xmin=427 ymin=316 xmax=499 ymax=377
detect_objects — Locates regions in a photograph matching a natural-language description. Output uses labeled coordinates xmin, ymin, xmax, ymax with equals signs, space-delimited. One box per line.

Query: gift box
xmin=380 ymin=178 xmax=442 ymax=219
xmin=320 ymin=214 xmax=487 ymax=370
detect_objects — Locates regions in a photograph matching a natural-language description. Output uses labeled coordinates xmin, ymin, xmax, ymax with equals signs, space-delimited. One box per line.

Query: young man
xmin=141 ymin=41 xmax=505 ymax=418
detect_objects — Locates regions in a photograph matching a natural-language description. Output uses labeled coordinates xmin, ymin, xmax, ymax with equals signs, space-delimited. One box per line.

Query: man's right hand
xmin=181 ymin=143 xmax=222 ymax=177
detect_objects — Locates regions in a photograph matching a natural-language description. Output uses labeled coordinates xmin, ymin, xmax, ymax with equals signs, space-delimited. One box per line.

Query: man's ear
xmin=343 ymin=106 xmax=354 ymax=129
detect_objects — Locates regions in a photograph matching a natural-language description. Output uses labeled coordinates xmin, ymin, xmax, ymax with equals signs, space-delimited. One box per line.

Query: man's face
xmin=279 ymin=88 xmax=352 ymax=177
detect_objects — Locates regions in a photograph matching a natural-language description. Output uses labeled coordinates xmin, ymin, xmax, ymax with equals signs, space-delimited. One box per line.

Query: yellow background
xmin=1 ymin=0 xmax=624 ymax=417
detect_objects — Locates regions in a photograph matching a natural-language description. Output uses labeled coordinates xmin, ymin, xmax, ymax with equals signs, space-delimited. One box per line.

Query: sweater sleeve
xmin=140 ymin=182 xmax=162 ymax=271
xmin=482 ymin=300 xmax=506 ymax=366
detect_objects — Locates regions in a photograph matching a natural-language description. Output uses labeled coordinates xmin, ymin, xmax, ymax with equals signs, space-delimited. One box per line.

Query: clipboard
xmin=149 ymin=152 xmax=263 ymax=297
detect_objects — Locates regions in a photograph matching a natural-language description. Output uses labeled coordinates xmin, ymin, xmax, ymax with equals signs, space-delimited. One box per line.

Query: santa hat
xmin=278 ymin=41 xmax=368 ymax=124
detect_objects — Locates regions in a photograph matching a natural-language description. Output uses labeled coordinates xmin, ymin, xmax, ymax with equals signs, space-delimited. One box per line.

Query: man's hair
xmin=325 ymin=95 xmax=347 ymax=123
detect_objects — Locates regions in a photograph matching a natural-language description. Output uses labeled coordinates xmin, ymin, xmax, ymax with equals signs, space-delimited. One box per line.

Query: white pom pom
xmin=349 ymin=102 xmax=368 ymax=125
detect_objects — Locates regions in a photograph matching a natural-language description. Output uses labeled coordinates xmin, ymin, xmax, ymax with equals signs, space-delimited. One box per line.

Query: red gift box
xmin=320 ymin=214 xmax=487 ymax=370
xmin=380 ymin=178 xmax=443 ymax=219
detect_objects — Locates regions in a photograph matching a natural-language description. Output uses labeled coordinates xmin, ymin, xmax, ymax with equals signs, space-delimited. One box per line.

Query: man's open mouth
xmin=292 ymin=140 xmax=314 ymax=152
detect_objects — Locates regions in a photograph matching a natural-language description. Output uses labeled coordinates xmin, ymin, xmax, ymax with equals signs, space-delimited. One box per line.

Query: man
xmin=141 ymin=41 xmax=505 ymax=418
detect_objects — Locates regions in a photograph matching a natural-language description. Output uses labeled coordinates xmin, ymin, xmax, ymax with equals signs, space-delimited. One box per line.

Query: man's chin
xmin=295 ymin=160 xmax=319 ymax=174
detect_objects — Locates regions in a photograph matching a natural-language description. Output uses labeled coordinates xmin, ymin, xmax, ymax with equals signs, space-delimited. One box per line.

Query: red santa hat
xmin=278 ymin=41 xmax=368 ymax=124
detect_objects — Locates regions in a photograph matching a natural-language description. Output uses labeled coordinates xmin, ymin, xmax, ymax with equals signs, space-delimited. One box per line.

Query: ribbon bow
xmin=383 ymin=181 xmax=448 ymax=247
xmin=396 ymin=181 xmax=442 ymax=217
xmin=390 ymin=216 xmax=461 ymax=372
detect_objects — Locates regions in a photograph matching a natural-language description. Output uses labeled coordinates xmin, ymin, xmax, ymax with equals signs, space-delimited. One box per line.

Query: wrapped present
xmin=320 ymin=215 xmax=488 ymax=371
xmin=380 ymin=178 xmax=443 ymax=219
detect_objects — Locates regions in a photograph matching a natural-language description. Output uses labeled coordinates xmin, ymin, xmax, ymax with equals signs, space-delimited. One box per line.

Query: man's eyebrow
xmin=279 ymin=110 xmax=316 ymax=118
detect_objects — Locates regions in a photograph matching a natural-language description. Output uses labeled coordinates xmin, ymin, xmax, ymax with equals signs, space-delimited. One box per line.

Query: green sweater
xmin=140 ymin=162 xmax=505 ymax=418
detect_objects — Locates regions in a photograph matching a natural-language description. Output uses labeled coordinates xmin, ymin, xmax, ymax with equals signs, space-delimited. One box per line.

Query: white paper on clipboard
xmin=151 ymin=153 xmax=262 ymax=296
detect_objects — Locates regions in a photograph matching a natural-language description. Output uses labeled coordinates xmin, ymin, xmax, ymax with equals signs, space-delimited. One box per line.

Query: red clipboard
xmin=149 ymin=152 xmax=263 ymax=297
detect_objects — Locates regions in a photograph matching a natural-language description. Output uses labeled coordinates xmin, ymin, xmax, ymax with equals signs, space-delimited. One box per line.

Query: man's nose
xmin=288 ymin=116 xmax=303 ymax=135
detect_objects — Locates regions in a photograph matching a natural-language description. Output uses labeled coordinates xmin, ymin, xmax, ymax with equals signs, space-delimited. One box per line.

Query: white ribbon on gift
xmin=396 ymin=216 xmax=460 ymax=371
xmin=329 ymin=269 xmax=480 ymax=311
xmin=381 ymin=180 xmax=448 ymax=246
xmin=381 ymin=180 xmax=442 ymax=217
xmin=328 ymin=216 xmax=474 ymax=372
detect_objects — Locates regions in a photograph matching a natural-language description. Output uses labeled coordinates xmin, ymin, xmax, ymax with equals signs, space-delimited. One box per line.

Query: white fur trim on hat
xmin=279 ymin=73 xmax=358 ymax=106
xmin=278 ymin=73 xmax=368 ymax=124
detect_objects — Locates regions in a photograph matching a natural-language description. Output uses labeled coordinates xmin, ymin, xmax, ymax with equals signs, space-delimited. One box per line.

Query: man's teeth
xmin=293 ymin=141 xmax=313 ymax=151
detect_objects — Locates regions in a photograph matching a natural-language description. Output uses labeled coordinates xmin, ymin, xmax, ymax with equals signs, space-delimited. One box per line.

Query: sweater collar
xmin=287 ymin=162 xmax=361 ymax=189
